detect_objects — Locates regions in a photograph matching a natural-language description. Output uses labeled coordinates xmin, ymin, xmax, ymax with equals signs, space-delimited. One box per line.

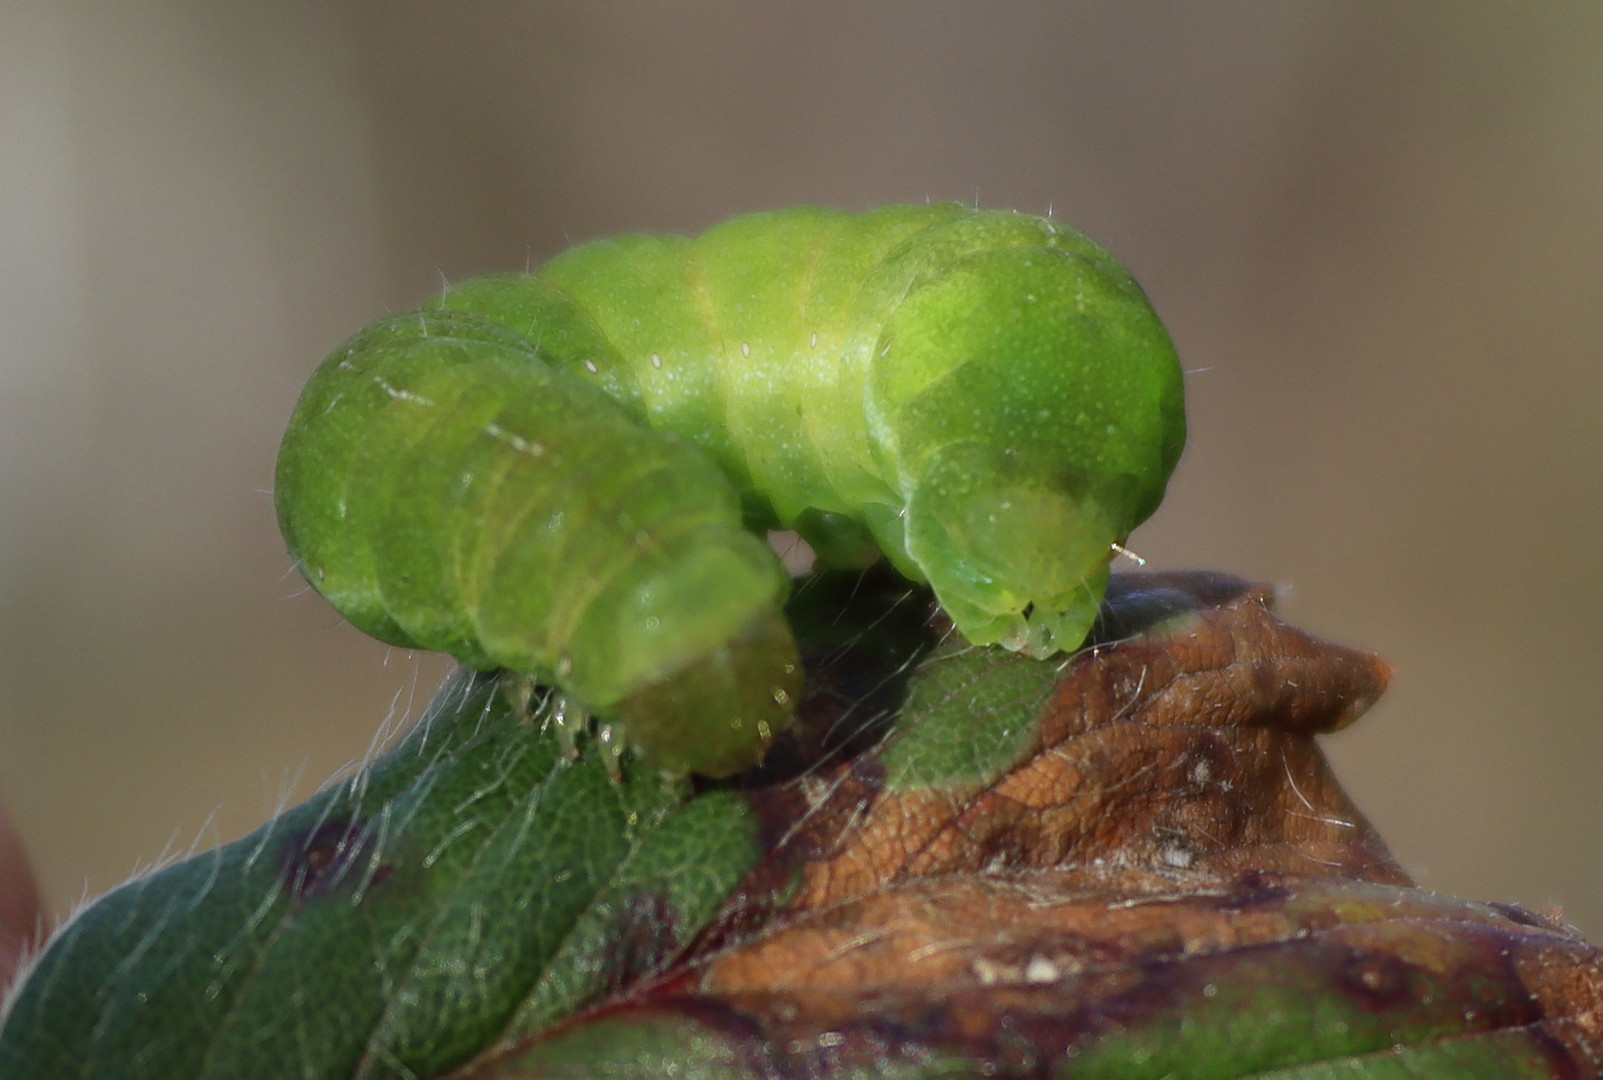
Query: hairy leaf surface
xmin=4 ymin=574 xmax=1598 ymax=1078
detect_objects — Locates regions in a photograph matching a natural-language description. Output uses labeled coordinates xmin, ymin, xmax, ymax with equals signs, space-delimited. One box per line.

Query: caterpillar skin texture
xmin=275 ymin=204 xmax=1186 ymax=776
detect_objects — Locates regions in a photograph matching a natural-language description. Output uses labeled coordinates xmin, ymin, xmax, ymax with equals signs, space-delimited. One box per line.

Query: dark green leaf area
xmin=765 ymin=563 xmax=1069 ymax=795
xmin=745 ymin=567 xmax=939 ymax=779
xmin=1058 ymin=921 xmax=1559 ymax=1079
xmin=481 ymin=1015 xmax=1576 ymax=1080
xmin=874 ymin=638 xmax=1059 ymax=792
xmin=0 ymin=672 xmax=761 ymax=1079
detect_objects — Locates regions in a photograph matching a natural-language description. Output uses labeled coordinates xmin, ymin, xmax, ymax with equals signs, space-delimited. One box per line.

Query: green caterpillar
xmin=275 ymin=204 xmax=1186 ymax=776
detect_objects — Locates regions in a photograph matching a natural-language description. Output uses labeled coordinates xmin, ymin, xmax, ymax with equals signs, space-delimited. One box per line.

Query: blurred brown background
xmin=1 ymin=3 xmax=1599 ymax=937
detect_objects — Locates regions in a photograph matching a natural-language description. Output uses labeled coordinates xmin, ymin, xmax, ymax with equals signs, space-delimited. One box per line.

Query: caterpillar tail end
xmin=610 ymin=608 xmax=801 ymax=778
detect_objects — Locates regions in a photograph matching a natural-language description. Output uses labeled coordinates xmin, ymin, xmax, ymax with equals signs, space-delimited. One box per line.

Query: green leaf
xmin=0 ymin=673 xmax=760 ymax=1079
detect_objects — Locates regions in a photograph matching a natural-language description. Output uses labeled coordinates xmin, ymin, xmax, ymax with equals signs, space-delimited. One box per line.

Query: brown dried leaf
xmin=461 ymin=572 xmax=1603 ymax=1079
xmin=754 ymin=572 xmax=1405 ymax=917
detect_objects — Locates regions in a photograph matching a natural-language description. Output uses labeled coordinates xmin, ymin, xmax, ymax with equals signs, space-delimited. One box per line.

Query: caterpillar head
xmin=866 ymin=222 xmax=1186 ymax=658
xmin=903 ymin=442 xmax=1132 ymax=657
